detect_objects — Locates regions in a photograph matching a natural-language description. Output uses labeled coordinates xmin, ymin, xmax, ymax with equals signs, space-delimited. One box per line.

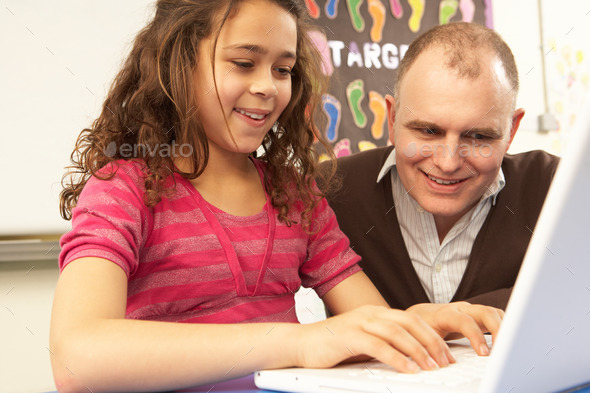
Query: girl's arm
xmin=322 ymin=271 xmax=504 ymax=357
xmin=50 ymin=257 xmax=301 ymax=393
xmin=321 ymin=268 xmax=390 ymax=311
xmin=50 ymin=259 xmax=449 ymax=393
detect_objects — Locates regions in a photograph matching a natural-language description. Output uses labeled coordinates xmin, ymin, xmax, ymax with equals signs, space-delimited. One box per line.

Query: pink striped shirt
xmin=59 ymin=159 xmax=361 ymax=323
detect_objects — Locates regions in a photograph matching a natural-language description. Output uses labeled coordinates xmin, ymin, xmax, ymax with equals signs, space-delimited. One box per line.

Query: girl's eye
xmin=275 ymin=67 xmax=293 ymax=77
xmin=232 ymin=61 xmax=253 ymax=69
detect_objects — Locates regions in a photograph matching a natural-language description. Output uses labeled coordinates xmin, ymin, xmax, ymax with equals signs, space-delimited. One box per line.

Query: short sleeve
xmin=299 ymin=195 xmax=362 ymax=297
xmin=59 ymin=161 xmax=151 ymax=276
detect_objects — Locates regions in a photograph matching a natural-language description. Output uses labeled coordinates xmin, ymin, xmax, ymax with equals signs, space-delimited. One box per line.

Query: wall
xmin=1 ymin=260 xmax=58 ymax=393
xmin=1 ymin=1 xmax=589 ymax=392
xmin=495 ymin=0 xmax=590 ymax=155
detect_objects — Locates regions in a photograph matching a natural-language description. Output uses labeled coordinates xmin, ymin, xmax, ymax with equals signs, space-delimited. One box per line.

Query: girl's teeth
xmin=237 ymin=109 xmax=265 ymax=120
xmin=428 ymin=174 xmax=461 ymax=185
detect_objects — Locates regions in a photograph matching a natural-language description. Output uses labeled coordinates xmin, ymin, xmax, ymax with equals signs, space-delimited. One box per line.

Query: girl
xmin=51 ymin=1 xmax=501 ymax=392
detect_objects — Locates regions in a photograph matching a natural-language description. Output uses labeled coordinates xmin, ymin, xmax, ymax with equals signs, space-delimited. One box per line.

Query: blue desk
xmin=175 ymin=374 xmax=264 ymax=393
xmin=43 ymin=374 xmax=590 ymax=393
xmin=43 ymin=375 xmax=268 ymax=393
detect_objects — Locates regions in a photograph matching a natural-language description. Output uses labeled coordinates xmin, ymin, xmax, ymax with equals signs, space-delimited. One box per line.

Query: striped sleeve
xmin=300 ymin=196 xmax=362 ymax=297
xmin=59 ymin=161 xmax=150 ymax=276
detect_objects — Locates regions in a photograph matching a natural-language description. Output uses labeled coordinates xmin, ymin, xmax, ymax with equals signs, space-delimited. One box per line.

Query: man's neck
xmin=433 ymin=217 xmax=452 ymax=244
xmin=433 ymin=213 xmax=466 ymax=244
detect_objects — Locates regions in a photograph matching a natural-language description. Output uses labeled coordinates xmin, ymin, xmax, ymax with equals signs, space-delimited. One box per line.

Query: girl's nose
xmin=250 ymin=70 xmax=278 ymax=98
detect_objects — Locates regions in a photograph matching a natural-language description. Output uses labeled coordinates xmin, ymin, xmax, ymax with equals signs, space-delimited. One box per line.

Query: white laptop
xmin=255 ymin=112 xmax=590 ymax=393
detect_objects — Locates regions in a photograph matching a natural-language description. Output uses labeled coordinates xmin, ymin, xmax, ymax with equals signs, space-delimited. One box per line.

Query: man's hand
xmin=406 ymin=302 xmax=504 ymax=356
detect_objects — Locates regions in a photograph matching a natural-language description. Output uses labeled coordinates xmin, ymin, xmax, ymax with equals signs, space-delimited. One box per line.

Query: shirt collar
xmin=376 ymin=148 xmax=397 ymax=183
xmin=376 ymin=147 xmax=506 ymax=205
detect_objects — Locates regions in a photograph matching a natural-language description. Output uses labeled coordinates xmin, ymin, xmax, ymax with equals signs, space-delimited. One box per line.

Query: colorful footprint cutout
xmin=459 ymin=0 xmax=475 ymax=22
xmin=325 ymin=0 xmax=339 ymax=19
xmin=304 ymin=0 xmax=320 ymax=19
xmin=358 ymin=140 xmax=378 ymax=151
xmin=407 ymin=0 xmax=425 ymax=33
xmin=346 ymin=0 xmax=365 ymax=32
xmin=322 ymin=94 xmax=342 ymax=143
xmin=334 ymin=138 xmax=352 ymax=157
xmin=389 ymin=0 xmax=403 ymax=18
xmin=368 ymin=0 xmax=386 ymax=43
xmin=439 ymin=0 xmax=459 ymax=25
xmin=368 ymin=91 xmax=386 ymax=140
xmin=308 ymin=30 xmax=334 ymax=76
xmin=346 ymin=79 xmax=368 ymax=128
xmin=576 ymin=50 xmax=584 ymax=64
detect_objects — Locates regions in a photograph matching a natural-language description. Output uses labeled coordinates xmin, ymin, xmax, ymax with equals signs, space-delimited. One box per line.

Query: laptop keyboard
xmin=340 ymin=341 xmax=489 ymax=388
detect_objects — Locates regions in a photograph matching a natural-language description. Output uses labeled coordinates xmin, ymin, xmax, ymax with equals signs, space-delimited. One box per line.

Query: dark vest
xmin=322 ymin=146 xmax=559 ymax=310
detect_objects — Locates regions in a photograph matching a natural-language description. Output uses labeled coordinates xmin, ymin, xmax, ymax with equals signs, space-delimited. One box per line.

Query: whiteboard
xmin=0 ymin=1 xmax=153 ymax=235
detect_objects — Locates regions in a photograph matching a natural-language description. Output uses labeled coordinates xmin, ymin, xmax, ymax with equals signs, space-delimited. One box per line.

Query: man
xmin=323 ymin=22 xmax=559 ymax=310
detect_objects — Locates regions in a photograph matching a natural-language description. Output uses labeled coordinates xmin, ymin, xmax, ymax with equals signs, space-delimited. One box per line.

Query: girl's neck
xmin=204 ymin=148 xmax=253 ymax=177
xmin=175 ymin=145 xmax=254 ymax=180
xmin=175 ymin=148 xmax=267 ymax=216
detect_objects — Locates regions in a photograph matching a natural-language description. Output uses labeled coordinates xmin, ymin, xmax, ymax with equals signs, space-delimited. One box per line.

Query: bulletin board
xmin=306 ymin=0 xmax=492 ymax=157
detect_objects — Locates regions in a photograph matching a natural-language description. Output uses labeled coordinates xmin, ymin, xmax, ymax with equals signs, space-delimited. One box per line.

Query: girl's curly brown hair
xmin=60 ymin=0 xmax=335 ymax=231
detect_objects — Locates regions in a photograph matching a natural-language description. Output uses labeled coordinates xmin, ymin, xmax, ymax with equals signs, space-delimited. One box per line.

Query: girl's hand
xmin=406 ymin=301 xmax=504 ymax=356
xmin=295 ymin=305 xmax=454 ymax=373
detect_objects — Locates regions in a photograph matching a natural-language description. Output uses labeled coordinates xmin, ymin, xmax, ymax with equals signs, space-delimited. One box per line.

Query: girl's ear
xmin=385 ymin=94 xmax=397 ymax=147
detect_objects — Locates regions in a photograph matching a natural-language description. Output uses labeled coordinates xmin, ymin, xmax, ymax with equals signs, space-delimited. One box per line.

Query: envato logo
xmin=402 ymin=141 xmax=494 ymax=159
xmin=104 ymin=141 xmax=193 ymax=158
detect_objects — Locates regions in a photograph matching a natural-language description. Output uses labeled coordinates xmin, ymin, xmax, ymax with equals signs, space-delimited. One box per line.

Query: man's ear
xmin=506 ymin=108 xmax=525 ymax=151
xmin=385 ymin=94 xmax=397 ymax=147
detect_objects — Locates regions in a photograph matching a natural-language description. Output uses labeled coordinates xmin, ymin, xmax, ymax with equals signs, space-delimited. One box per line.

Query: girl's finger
xmin=348 ymin=333 xmax=423 ymax=373
xmin=361 ymin=311 xmax=451 ymax=369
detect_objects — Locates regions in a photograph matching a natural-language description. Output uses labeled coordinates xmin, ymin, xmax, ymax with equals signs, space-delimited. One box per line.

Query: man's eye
xmin=423 ymin=128 xmax=436 ymax=135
